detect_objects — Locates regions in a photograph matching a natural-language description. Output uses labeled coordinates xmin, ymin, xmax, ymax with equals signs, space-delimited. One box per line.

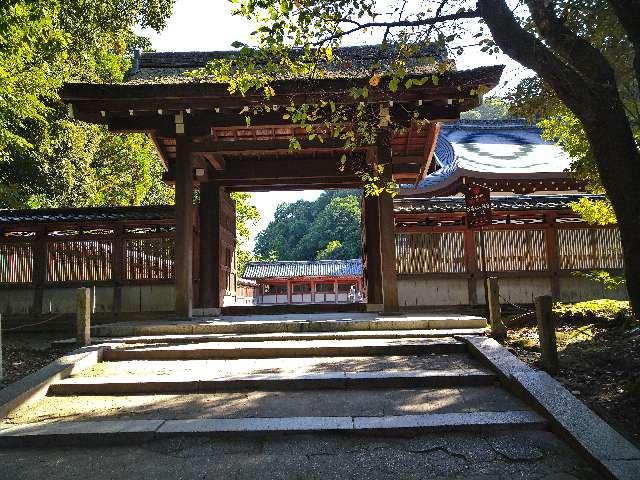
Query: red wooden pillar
xmin=377 ymin=128 xmax=400 ymax=314
xmin=112 ymin=224 xmax=124 ymax=314
xmin=174 ymin=134 xmax=193 ymax=317
xmin=199 ymin=181 xmax=221 ymax=309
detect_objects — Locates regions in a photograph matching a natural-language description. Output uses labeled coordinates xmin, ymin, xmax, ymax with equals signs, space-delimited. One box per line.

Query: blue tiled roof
xmin=400 ymin=119 xmax=573 ymax=195
xmin=243 ymin=259 xmax=362 ymax=279
xmin=0 ymin=205 xmax=174 ymax=225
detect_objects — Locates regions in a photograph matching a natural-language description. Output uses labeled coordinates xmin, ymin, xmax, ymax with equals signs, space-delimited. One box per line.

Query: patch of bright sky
xmin=137 ymin=0 xmax=534 ymax=251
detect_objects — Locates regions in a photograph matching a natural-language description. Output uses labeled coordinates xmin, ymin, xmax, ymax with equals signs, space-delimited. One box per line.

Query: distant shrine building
xmin=0 ymin=47 xmax=627 ymax=317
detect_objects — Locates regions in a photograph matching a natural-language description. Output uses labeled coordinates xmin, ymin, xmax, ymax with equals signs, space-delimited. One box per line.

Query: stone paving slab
xmin=458 ymin=335 xmax=535 ymax=381
xmin=102 ymin=337 xmax=466 ymax=360
xmin=4 ymin=386 xmax=529 ymax=424
xmin=49 ymin=369 xmax=496 ymax=395
xmin=0 ymin=429 xmax=600 ymax=480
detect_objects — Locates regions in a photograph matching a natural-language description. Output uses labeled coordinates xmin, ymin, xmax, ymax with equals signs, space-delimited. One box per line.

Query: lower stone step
xmin=48 ymin=369 xmax=497 ymax=395
xmin=102 ymin=338 xmax=467 ymax=361
xmin=0 ymin=410 xmax=546 ymax=448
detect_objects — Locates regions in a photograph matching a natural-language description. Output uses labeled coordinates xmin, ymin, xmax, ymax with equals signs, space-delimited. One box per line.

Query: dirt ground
xmin=503 ymin=314 xmax=640 ymax=447
xmin=0 ymin=332 xmax=74 ymax=390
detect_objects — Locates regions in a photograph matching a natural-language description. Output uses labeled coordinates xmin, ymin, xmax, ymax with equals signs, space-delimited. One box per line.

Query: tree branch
xmin=315 ymin=9 xmax=480 ymax=44
xmin=524 ymin=0 xmax=615 ymax=86
xmin=608 ymin=0 xmax=640 ymax=84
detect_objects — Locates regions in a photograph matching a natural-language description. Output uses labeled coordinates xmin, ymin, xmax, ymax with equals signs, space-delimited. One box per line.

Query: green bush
xmin=553 ymin=299 xmax=632 ymax=325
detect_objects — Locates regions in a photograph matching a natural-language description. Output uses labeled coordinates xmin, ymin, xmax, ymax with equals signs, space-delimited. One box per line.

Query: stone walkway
xmin=0 ymin=322 xmax=621 ymax=479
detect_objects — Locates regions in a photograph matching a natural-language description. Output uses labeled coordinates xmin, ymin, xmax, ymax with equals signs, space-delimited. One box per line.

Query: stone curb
xmin=93 ymin=316 xmax=487 ymax=337
xmin=0 ymin=345 xmax=105 ymax=418
xmin=48 ymin=368 xmax=497 ymax=395
xmin=0 ymin=410 xmax=545 ymax=448
xmin=102 ymin=339 xmax=467 ymax=361
xmin=457 ymin=335 xmax=640 ymax=480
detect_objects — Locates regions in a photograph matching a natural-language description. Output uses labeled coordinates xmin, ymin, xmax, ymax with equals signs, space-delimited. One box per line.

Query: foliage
xmin=0 ymin=0 xmax=175 ymax=208
xmin=255 ymin=190 xmax=361 ymax=261
xmin=460 ymin=97 xmax=511 ymax=120
xmin=230 ymin=192 xmax=261 ymax=275
xmin=569 ymin=197 xmax=617 ymax=226
xmin=553 ymin=299 xmax=632 ymax=324
xmin=572 ymin=270 xmax=626 ymax=291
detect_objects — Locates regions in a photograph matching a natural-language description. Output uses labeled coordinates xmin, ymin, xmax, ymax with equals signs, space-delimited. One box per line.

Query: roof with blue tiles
xmin=399 ymin=119 xmax=577 ymax=196
xmin=243 ymin=259 xmax=362 ymax=279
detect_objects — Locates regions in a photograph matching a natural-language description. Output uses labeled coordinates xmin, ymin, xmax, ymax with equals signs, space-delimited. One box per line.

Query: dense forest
xmin=254 ymin=190 xmax=361 ymax=261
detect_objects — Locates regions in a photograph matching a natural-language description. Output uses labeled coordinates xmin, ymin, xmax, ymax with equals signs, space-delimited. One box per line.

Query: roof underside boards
xmin=243 ymin=259 xmax=363 ymax=279
xmin=398 ymin=119 xmax=580 ymax=197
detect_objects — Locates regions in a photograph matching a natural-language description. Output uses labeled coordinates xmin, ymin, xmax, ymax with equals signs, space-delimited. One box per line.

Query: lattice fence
xmin=125 ymin=238 xmax=175 ymax=280
xmin=0 ymin=243 xmax=33 ymax=283
xmin=476 ymin=229 xmax=548 ymax=271
xmin=558 ymin=227 xmax=624 ymax=270
xmin=47 ymin=240 xmax=113 ymax=282
xmin=396 ymin=232 xmax=466 ymax=273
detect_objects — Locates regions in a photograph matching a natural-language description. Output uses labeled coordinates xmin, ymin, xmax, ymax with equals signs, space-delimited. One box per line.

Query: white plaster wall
xmin=0 ymin=289 xmax=34 ymax=315
xmin=559 ymin=277 xmax=627 ymax=303
xmin=398 ymin=277 xmax=469 ymax=306
xmin=42 ymin=286 xmax=114 ymax=314
xmin=475 ymin=277 xmax=552 ymax=306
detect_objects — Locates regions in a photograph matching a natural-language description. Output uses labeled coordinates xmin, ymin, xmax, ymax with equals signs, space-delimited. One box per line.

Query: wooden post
xmin=199 ymin=181 xmax=221 ymax=310
xmin=31 ymin=228 xmax=47 ymax=315
xmin=363 ymin=194 xmax=383 ymax=306
xmin=486 ymin=277 xmax=507 ymax=339
xmin=111 ymin=224 xmax=124 ymax=314
xmin=545 ymin=215 xmax=561 ymax=300
xmin=174 ymin=134 xmax=194 ymax=318
xmin=76 ymin=287 xmax=91 ymax=346
xmin=464 ymin=229 xmax=479 ymax=305
xmin=535 ymin=295 xmax=559 ymax=373
xmin=0 ymin=314 xmax=3 ymax=380
xmin=377 ymin=128 xmax=399 ymax=314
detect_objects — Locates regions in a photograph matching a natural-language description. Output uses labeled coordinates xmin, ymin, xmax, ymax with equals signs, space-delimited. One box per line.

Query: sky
xmin=137 ymin=0 xmax=532 ymax=251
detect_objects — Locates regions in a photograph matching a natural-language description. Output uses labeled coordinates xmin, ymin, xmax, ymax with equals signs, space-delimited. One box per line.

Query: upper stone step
xmin=102 ymin=337 xmax=467 ymax=361
xmin=93 ymin=313 xmax=487 ymax=337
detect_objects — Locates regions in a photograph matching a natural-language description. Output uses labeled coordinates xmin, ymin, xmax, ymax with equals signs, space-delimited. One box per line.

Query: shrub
xmin=553 ymin=299 xmax=632 ymax=325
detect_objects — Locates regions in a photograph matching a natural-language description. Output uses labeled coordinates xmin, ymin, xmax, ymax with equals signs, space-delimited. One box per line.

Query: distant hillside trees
xmin=255 ymin=190 xmax=361 ymax=261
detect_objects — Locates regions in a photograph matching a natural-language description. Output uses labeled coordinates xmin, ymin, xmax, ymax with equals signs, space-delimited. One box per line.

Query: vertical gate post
xmin=486 ymin=277 xmax=506 ymax=339
xmin=174 ymin=131 xmax=194 ymax=318
xmin=76 ymin=287 xmax=91 ymax=346
xmin=535 ymin=295 xmax=559 ymax=373
xmin=0 ymin=314 xmax=3 ymax=380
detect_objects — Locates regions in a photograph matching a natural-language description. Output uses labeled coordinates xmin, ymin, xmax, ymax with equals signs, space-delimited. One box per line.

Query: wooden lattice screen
xmin=395 ymin=232 xmax=466 ymax=273
xmin=0 ymin=243 xmax=33 ymax=283
xmin=124 ymin=238 xmax=175 ymax=280
xmin=47 ymin=240 xmax=113 ymax=282
xmin=475 ymin=229 xmax=548 ymax=271
xmin=558 ymin=227 xmax=624 ymax=270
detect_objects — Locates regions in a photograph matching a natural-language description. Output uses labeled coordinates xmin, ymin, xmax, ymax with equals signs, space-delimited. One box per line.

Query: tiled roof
xmin=394 ymin=194 xmax=605 ymax=214
xmin=124 ymin=45 xmax=449 ymax=85
xmin=399 ymin=119 xmax=574 ymax=195
xmin=243 ymin=259 xmax=362 ymax=279
xmin=0 ymin=205 xmax=175 ymax=225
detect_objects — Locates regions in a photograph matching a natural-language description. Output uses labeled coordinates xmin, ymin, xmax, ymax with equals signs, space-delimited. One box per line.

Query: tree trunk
xmin=478 ymin=0 xmax=640 ymax=314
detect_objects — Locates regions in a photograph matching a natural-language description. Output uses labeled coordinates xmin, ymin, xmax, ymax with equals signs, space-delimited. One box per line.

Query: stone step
xmin=6 ymin=385 xmax=530 ymax=425
xmin=92 ymin=314 xmax=487 ymax=337
xmin=102 ymin=338 xmax=467 ymax=361
xmin=94 ymin=328 xmax=487 ymax=345
xmin=49 ymin=369 xmax=497 ymax=395
xmin=0 ymin=410 xmax=546 ymax=448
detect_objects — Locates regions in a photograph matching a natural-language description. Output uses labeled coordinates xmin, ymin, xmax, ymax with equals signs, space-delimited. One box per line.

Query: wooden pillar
xmin=487 ymin=277 xmax=507 ymax=339
xmin=363 ymin=194 xmax=383 ymax=306
xmin=199 ymin=181 xmax=221 ymax=309
xmin=31 ymin=227 xmax=47 ymax=315
xmin=76 ymin=287 xmax=91 ymax=346
xmin=535 ymin=295 xmax=559 ymax=373
xmin=377 ymin=128 xmax=399 ymax=314
xmin=464 ymin=229 xmax=479 ymax=305
xmin=174 ymin=135 xmax=193 ymax=318
xmin=545 ymin=215 xmax=561 ymax=300
xmin=111 ymin=224 xmax=124 ymax=314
